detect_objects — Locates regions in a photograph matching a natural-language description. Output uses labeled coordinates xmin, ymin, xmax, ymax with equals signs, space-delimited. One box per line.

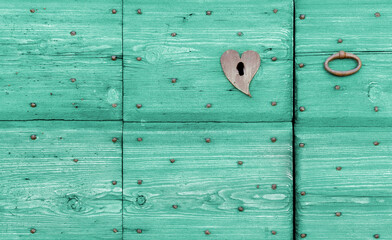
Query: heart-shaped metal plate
xmin=220 ymin=50 xmax=260 ymax=97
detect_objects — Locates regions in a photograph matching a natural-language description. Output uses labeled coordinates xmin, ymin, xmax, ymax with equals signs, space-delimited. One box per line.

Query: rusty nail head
xmin=300 ymin=14 xmax=305 ymax=20
xmin=271 ymin=137 xmax=277 ymax=143
xmin=335 ymin=85 xmax=341 ymax=90
xmin=301 ymin=233 xmax=307 ymax=238
xmin=70 ymin=31 xmax=76 ymax=36
xmin=374 ymin=106 xmax=379 ymax=112
xmin=205 ymin=230 xmax=211 ymax=235
xmin=137 ymin=137 xmax=143 ymax=142
xmin=299 ymin=106 xmax=305 ymax=112
xmin=238 ymin=206 xmax=244 ymax=212
xmin=205 ymin=138 xmax=211 ymax=143
xmin=299 ymin=63 xmax=305 ymax=68
xmin=70 ymin=78 xmax=76 ymax=82
xmin=299 ymin=143 xmax=305 ymax=148
xmin=171 ymin=32 xmax=177 ymax=37
xmin=336 ymin=166 xmax=342 ymax=171
xmin=206 ymin=103 xmax=212 ymax=108
xmin=30 ymin=103 xmax=36 ymax=108
xmin=335 ymin=212 xmax=341 ymax=217
xmin=375 ymin=12 xmax=380 ymax=17
xmin=30 ymin=9 xmax=35 ymax=13
xmin=111 ymin=55 xmax=117 ymax=61
xmin=256 ymin=185 xmax=260 ymax=189
xmin=73 ymin=159 xmax=78 ymax=163
xmin=171 ymin=78 xmax=177 ymax=83
xmin=31 ymin=135 xmax=37 ymax=140
xmin=271 ymin=101 xmax=277 ymax=106
xmin=237 ymin=32 xmax=243 ymax=36
xmin=137 ymin=180 xmax=142 ymax=185
xmin=136 ymin=104 xmax=142 ymax=108
xmin=112 ymin=137 xmax=118 ymax=143
xmin=272 ymin=57 xmax=277 ymax=61
xmin=136 ymin=57 xmax=142 ymax=61
xmin=374 ymin=141 xmax=379 ymax=146
xmin=172 ymin=205 xmax=178 ymax=209
xmin=206 ymin=11 xmax=212 ymax=15
xmin=170 ymin=159 xmax=175 ymax=163
xmin=112 ymin=181 xmax=117 ymax=185
xmin=273 ymin=9 xmax=278 ymax=13
xmin=137 ymin=229 xmax=142 ymax=234
xmin=272 ymin=230 xmax=277 ymax=235
xmin=137 ymin=9 xmax=142 ymax=14
xmin=338 ymin=38 xmax=343 ymax=43
xmin=271 ymin=184 xmax=277 ymax=190
xmin=300 ymin=191 xmax=306 ymax=196
xmin=30 ymin=228 xmax=36 ymax=234
xmin=237 ymin=161 xmax=243 ymax=165
xmin=113 ymin=228 xmax=118 ymax=233
xmin=112 ymin=103 xmax=117 ymax=108
xmin=112 ymin=9 xmax=117 ymax=14
xmin=374 ymin=234 xmax=380 ymax=239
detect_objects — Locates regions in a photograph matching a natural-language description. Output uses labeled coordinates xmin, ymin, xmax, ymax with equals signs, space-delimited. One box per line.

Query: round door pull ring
xmin=324 ymin=51 xmax=362 ymax=77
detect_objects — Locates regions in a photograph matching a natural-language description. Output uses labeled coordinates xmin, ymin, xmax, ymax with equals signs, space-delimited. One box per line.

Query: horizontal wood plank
xmin=0 ymin=121 xmax=122 ymax=239
xmin=124 ymin=122 xmax=293 ymax=239
xmin=123 ymin=0 xmax=293 ymax=122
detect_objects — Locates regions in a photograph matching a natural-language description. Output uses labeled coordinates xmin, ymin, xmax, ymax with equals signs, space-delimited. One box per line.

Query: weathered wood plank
xmin=0 ymin=121 xmax=122 ymax=239
xmin=123 ymin=0 xmax=293 ymax=122
xmin=0 ymin=0 xmax=122 ymax=120
xmin=123 ymin=122 xmax=293 ymax=239
xmin=295 ymin=126 xmax=392 ymax=239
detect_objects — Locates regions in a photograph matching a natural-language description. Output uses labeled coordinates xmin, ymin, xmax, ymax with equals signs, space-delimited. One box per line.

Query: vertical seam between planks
xmin=292 ymin=0 xmax=296 ymax=239
xmin=121 ymin=0 xmax=124 ymax=239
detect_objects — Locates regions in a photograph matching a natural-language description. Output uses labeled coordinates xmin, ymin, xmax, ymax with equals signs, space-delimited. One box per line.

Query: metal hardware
xmin=220 ymin=50 xmax=260 ymax=97
xmin=324 ymin=51 xmax=362 ymax=77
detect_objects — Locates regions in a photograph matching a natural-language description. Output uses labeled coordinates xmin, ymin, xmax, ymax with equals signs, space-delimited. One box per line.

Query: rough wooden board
xmin=295 ymin=0 xmax=392 ymax=52
xmin=123 ymin=122 xmax=293 ymax=239
xmin=295 ymin=53 xmax=392 ymax=126
xmin=295 ymin=126 xmax=392 ymax=240
xmin=0 ymin=0 xmax=122 ymax=120
xmin=0 ymin=121 xmax=122 ymax=239
xmin=123 ymin=0 xmax=293 ymax=122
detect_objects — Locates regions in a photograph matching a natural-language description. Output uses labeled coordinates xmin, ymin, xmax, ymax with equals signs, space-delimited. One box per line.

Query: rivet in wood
xmin=237 ymin=161 xmax=243 ymax=165
xmin=206 ymin=11 xmax=212 ymax=15
xmin=112 ymin=181 xmax=117 ymax=185
xmin=70 ymin=31 xmax=76 ymax=36
xmin=336 ymin=166 xmax=342 ymax=171
xmin=30 ymin=103 xmax=37 ymax=108
xmin=300 ymin=191 xmax=306 ymax=196
xmin=272 ymin=57 xmax=277 ymax=61
xmin=299 ymin=106 xmax=305 ymax=112
xmin=273 ymin=9 xmax=278 ymax=13
xmin=136 ymin=57 xmax=142 ymax=61
xmin=112 ymin=103 xmax=117 ymax=108
xmin=30 ymin=9 xmax=35 ymax=13
xmin=299 ymin=14 xmax=305 ymax=20
xmin=113 ymin=228 xmax=118 ymax=233
xmin=272 ymin=230 xmax=277 ymax=235
xmin=112 ymin=9 xmax=117 ymax=14
xmin=136 ymin=104 xmax=142 ymax=108
xmin=374 ymin=234 xmax=380 ymax=239
xmin=206 ymin=103 xmax=212 ymax=108
xmin=335 ymin=212 xmax=341 ymax=217
xmin=238 ymin=206 xmax=244 ymax=212
xmin=111 ymin=55 xmax=117 ymax=61
xmin=137 ymin=9 xmax=142 ymax=14
xmin=256 ymin=185 xmax=260 ymax=189
xmin=271 ymin=101 xmax=277 ymax=106
xmin=299 ymin=143 xmax=305 ymax=147
xmin=170 ymin=159 xmax=175 ymax=163
xmin=30 ymin=135 xmax=37 ymax=140
xmin=70 ymin=78 xmax=76 ymax=83
xmin=171 ymin=32 xmax=177 ymax=37
xmin=172 ymin=205 xmax=178 ymax=209
xmin=374 ymin=106 xmax=379 ymax=112
xmin=171 ymin=78 xmax=177 ymax=83
xmin=271 ymin=184 xmax=277 ymax=190
xmin=73 ymin=159 xmax=78 ymax=163
xmin=335 ymin=85 xmax=341 ymax=90
xmin=137 ymin=229 xmax=142 ymax=234
xmin=137 ymin=180 xmax=143 ymax=185
xmin=205 ymin=230 xmax=211 ymax=235
xmin=237 ymin=32 xmax=243 ymax=36
xmin=299 ymin=63 xmax=305 ymax=68
xmin=271 ymin=137 xmax=277 ymax=143
xmin=112 ymin=137 xmax=118 ymax=143
xmin=375 ymin=12 xmax=380 ymax=17
xmin=301 ymin=233 xmax=307 ymax=238
xmin=338 ymin=38 xmax=343 ymax=43
xmin=373 ymin=141 xmax=379 ymax=146
xmin=205 ymin=138 xmax=211 ymax=143
xmin=30 ymin=228 xmax=36 ymax=234
xmin=137 ymin=137 xmax=143 ymax=142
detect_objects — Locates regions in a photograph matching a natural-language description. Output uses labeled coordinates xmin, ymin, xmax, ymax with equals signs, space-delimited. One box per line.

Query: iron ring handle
xmin=324 ymin=51 xmax=362 ymax=77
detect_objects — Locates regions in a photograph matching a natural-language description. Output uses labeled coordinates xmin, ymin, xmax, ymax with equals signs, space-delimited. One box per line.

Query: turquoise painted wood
xmin=0 ymin=121 xmax=122 ymax=239
xmin=295 ymin=126 xmax=392 ymax=239
xmin=0 ymin=0 xmax=122 ymax=120
xmin=123 ymin=123 xmax=293 ymax=239
xmin=295 ymin=0 xmax=392 ymax=126
xmin=123 ymin=0 xmax=293 ymax=122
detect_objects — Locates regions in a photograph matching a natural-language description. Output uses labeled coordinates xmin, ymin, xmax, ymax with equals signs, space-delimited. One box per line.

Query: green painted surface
xmin=123 ymin=0 xmax=293 ymax=122
xmin=295 ymin=0 xmax=392 ymax=126
xmin=123 ymin=123 xmax=293 ymax=239
xmin=0 ymin=121 xmax=122 ymax=239
xmin=0 ymin=0 xmax=122 ymax=120
xmin=295 ymin=126 xmax=392 ymax=240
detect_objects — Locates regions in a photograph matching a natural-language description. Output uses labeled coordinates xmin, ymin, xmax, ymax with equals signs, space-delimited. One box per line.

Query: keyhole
xmin=237 ymin=62 xmax=245 ymax=76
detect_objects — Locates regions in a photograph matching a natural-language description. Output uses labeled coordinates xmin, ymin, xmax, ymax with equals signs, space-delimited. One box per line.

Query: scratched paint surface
xmin=295 ymin=0 xmax=392 ymax=126
xmin=0 ymin=0 xmax=122 ymax=120
xmin=123 ymin=0 xmax=293 ymax=122
xmin=0 ymin=121 xmax=122 ymax=239
xmin=295 ymin=126 xmax=392 ymax=240
xmin=123 ymin=122 xmax=293 ymax=239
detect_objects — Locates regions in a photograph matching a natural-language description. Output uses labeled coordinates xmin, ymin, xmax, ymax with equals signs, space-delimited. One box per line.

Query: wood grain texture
xmin=0 ymin=121 xmax=122 ymax=239
xmin=123 ymin=0 xmax=293 ymax=122
xmin=123 ymin=123 xmax=293 ymax=239
xmin=295 ymin=126 xmax=392 ymax=240
xmin=0 ymin=0 xmax=122 ymax=120
xmin=295 ymin=0 xmax=392 ymax=125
